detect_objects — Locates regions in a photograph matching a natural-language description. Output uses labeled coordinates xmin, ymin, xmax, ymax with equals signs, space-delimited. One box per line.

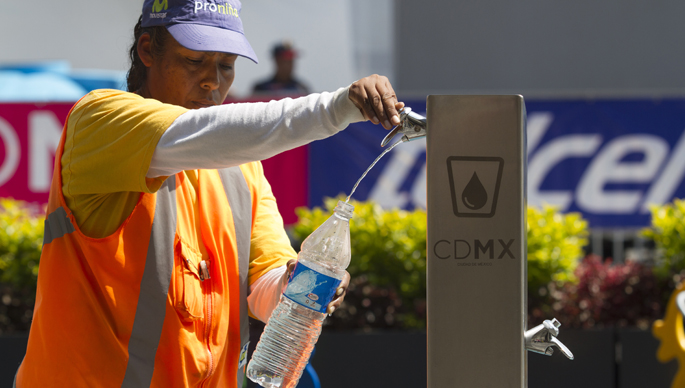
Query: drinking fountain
xmin=424 ymin=95 xmax=573 ymax=387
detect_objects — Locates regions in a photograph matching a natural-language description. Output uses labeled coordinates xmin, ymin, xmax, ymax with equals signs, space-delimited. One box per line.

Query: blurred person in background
xmin=251 ymin=41 xmax=310 ymax=97
xmin=14 ymin=0 xmax=403 ymax=387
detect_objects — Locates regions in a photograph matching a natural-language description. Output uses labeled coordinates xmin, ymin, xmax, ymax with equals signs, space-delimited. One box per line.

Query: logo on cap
xmin=149 ymin=0 xmax=168 ymax=18
xmin=194 ymin=1 xmax=239 ymax=17
xmin=152 ymin=0 xmax=168 ymax=13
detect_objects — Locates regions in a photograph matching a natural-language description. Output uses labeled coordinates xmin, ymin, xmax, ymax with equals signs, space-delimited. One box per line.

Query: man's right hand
xmin=348 ymin=74 xmax=405 ymax=130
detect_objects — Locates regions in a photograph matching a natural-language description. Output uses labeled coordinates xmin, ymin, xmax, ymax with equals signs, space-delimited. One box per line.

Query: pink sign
xmin=0 ymin=103 xmax=72 ymax=204
xmin=0 ymin=102 xmax=307 ymax=225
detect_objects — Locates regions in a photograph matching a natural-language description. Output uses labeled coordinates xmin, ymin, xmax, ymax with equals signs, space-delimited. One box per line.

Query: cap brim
xmin=166 ymin=23 xmax=258 ymax=64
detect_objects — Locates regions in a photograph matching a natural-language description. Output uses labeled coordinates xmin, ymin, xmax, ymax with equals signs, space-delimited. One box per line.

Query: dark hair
xmin=126 ymin=15 xmax=171 ymax=92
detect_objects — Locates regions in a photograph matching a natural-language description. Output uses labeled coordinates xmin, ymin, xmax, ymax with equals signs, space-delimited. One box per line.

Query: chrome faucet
xmin=381 ymin=107 xmax=427 ymax=147
xmin=524 ymin=318 xmax=574 ymax=360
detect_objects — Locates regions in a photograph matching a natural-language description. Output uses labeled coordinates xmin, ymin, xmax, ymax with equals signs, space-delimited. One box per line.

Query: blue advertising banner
xmin=309 ymin=98 xmax=685 ymax=228
xmin=309 ymin=100 xmax=428 ymax=211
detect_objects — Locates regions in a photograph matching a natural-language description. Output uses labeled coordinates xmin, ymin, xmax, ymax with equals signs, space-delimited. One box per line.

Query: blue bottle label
xmin=283 ymin=262 xmax=342 ymax=313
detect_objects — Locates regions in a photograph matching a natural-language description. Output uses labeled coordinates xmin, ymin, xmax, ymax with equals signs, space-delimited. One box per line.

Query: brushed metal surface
xmin=426 ymin=95 xmax=527 ymax=387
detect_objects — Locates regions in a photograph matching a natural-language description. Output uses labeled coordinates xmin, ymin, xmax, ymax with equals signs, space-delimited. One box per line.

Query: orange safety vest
xmin=16 ymin=103 xmax=256 ymax=388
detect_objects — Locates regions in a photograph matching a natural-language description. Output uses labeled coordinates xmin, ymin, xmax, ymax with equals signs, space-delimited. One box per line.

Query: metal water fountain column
xmin=384 ymin=95 xmax=573 ymax=387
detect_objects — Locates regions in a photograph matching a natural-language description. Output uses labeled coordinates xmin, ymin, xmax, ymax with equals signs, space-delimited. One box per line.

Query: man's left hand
xmin=281 ymin=259 xmax=351 ymax=315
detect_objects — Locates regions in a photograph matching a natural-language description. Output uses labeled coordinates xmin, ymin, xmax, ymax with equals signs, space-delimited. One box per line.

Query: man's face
xmin=275 ymin=56 xmax=294 ymax=80
xmin=142 ymin=34 xmax=238 ymax=109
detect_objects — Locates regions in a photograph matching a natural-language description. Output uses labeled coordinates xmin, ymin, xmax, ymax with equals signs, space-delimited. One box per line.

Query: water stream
xmin=345 ymin=140 xmax=403 ymax=203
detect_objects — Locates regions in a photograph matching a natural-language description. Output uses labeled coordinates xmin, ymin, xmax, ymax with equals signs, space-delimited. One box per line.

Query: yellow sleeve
xmin=245 ymin=162 xmax=298 ymax=286
xmin=62 ymin=89 xmax=188 ymax=196
xmin=61 ymin=89 xmax=188 ymax=238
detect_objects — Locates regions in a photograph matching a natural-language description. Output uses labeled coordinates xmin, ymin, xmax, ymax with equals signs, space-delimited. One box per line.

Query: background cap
xmin=272 ymin=41 xmax=297 ymax=60
xmin=141 ymin=0 xmax=258 ymax=64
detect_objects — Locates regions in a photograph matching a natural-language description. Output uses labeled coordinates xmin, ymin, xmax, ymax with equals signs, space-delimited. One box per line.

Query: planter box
xmin=312 ymin=332 xmax=427 ymax=388
xmin=528 ymin=328 xmax=615 ymax=388
xmin=1 ymin=329 xmax=678 ymax=387
xmin=312 ymin=329 xmax=677 ymax=388
xmin=313 ymin=330 xmax=616 ymax=388
xmin=0 ymin=334 xmax=27 ymax=386
xmin=617 ymin=328 xmax=678 ymax=388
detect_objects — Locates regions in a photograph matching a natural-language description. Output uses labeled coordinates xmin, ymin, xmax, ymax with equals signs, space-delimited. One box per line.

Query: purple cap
xmin=142 ymin=0 xmax=258 ymax=64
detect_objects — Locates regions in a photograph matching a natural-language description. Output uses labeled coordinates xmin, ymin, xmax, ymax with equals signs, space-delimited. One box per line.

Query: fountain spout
xmin=381 ymin=107 xmax=427 ymax=147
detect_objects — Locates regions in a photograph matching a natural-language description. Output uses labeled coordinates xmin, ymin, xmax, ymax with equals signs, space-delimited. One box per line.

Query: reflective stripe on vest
xmin=218 ymin=167 xmax=253 ymax=388
xmin=116 ymin=168 xmax=252 ymax=387
xmin=43 ymin=206 xmax=75 ymax=244
xmin=121 ymin=175 xmax=177 ymax=387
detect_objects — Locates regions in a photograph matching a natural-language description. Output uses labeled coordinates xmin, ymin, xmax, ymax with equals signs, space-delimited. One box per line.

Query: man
xmin=251 ymin=41 xmax=309 ymax=96
xmin=15 ymin=0 xmax=403 ymax=387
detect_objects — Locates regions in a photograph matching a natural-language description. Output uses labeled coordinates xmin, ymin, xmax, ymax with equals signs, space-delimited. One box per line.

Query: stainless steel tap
xmin=524 ymin=318 xmax=574 ymax=360
xmin=380 ymin=107 xmax=427 ymax=147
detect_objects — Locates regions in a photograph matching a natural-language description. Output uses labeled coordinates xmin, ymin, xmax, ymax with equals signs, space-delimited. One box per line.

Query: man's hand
xmin=349 ymin=74 xmax=405 ymax=130
xmin=280 ymin=259 xmax=351 ymax=315
xmin=326 ymin=270 xmax=351 ymax=315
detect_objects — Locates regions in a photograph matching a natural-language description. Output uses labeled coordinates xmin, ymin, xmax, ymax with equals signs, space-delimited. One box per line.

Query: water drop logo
xmin=152 ymin=0 xmax=168 ymax=13
xmin=447 ymin=156 xmax=503 ymax=218
xmin=462 ymin=172 xmax=488 ymax=210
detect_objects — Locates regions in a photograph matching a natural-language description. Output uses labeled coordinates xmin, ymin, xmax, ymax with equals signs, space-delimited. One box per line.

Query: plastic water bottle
xmin=246 ymin=200 xmax=353 ymax=388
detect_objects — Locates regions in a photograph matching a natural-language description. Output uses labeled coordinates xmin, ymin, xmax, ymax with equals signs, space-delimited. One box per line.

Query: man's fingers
xmin=349 ymin=75 xmax=403 ymax=130
xmin=327 ymin=289 xmax=346 ymax=314
xmin=365 ymin=85 xmax=392 ymax=129
xmin=363 ymin=98 xmax=381 ymax=125
xmin=361 ymin=93 xmax=380 ymax=124
xmin=381 ymin=79 xmax=401 ymax=126
xmin=382 ymin=93 xmax=400 ymax=126
xmin=330 ymin=287 xmax=347 ymax=304
xmin=326 ymin=272 xmax=350 ymax=314
xmin=281 ymin=259 xmax=297 ymax=290
xmin=365 ymin=79 xmax=401 ymax=130
xmin=350 ymin=82 xmax=378 ymax=123
xmin=286 ymin=259 xmax=297 ymax=273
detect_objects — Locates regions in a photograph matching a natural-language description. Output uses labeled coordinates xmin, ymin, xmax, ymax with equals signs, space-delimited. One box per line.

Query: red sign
xmin=262 ymin=146 xmax=308 ymax=225
xmin=0 ymin=102 xmax=307 ymax=225
xmin=0 ymin=104 xmax=72 ymax=204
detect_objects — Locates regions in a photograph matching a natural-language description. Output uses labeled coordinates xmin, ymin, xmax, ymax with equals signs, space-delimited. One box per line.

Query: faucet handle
xmin=550 ymin=336 xmax=575 ymax=360
xmin=380 ymin=107 xmax=427 ymax=147
xmin=525 ymin=318 xmax=574 ymax=360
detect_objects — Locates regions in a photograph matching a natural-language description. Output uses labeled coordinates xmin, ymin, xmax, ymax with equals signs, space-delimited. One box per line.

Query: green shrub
xmin=292 ymin=197 xmax=427 ymax=330
xmin=0 ymin=198 xmax=44 ymax=332
xmin=0 ymin=198 xmax=44 ymax=289
xmin=527 ymin=205 xmax=589 ymax=296
xmin=642 ymin=199 xmax=685 ymax=278
xmin=292 ymin=198 xmax=589 ymax=330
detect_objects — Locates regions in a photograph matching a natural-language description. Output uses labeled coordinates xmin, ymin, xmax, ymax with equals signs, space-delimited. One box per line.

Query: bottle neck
xmin=334 ymin=200 xmax=354 ymax=220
